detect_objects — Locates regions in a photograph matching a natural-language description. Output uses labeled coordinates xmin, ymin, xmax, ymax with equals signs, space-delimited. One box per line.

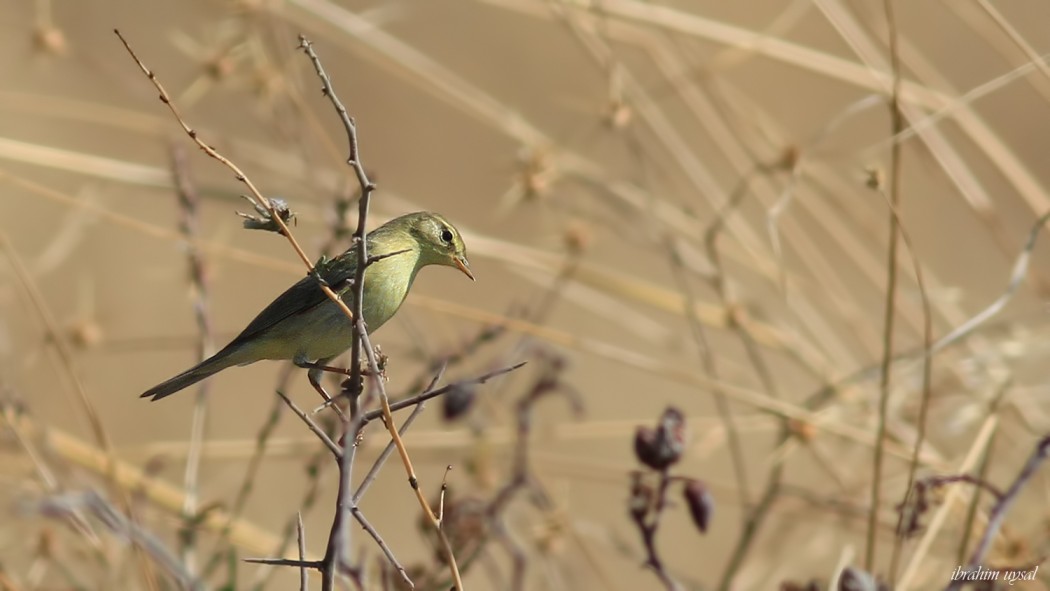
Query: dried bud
xmin=682 ymin=480 xmax=713 ymax=533
xmin=788 ymin=418 xmax=816 ymax=443
xmin=68 ymin=319 xmax=104 ymax=349
xmin=605 ymin=100 xmax=633 ymax=129
xmin=864 ymin=167 xmax=884 ymax=191
xmin=33 ymin=25 xmax=68 ymax=56
xmin=633 ymin=407 xmax=688 ymax=470
xmin=442 ymin=384 xmax=476 ymax=421
xmin=563 ymin=220 xmax=593 ymax=255
xmin=237 ymin=195 xmax=296 ymax=232
xmin=658 ymin=406 xmax=687 ymax=452
xmin=205 ymin=54 xmax=236 ymax=80
xmin=778 ymin=145 xmax=800 ymax=171
xmin=633 ymin=426 xmax=664 ymax=470
xmin=517 ymin=147 xmax=552 ymax=199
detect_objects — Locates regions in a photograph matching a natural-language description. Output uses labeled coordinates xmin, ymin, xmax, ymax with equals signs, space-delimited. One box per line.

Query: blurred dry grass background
xmin=3 ymin=0 xmax=1050 ymax=589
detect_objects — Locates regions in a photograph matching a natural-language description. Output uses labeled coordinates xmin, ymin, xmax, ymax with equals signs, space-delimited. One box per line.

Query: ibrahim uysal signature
xmin=951 ymin=565 xmax=1039 ymax=586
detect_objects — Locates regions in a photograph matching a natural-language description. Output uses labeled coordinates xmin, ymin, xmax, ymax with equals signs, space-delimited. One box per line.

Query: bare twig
xmin=295 ymin=34 xmax=464 ymax=589
xmin=297 ymin=513 xmax=308 ymax=591
xmin=276 ymin=390 xmax=342 ymax=457
xmin=361 ymin=362 xmax=527 ymax=425
xmin=170 ymin=142 xmax=215 ymax=575
xmin=295 ymin=34 xmax=374 ymax=589
xmin=868 ymin=0 xmax=904 ymax=571
xmin=864 ymin=174 xmax=934 ymax=581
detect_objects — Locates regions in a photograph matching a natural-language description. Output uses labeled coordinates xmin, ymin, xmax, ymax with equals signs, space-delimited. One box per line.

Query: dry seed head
xmin=604 ymin=99 xmax=633 ymax=130
xmin=787 ymin=418 xmax=816 ymax=443
xmin=777 ymin=145 xmax=800 ymax=170
xmin=68 ymin=319 xmax=104 ymax=349
xmin=563 ymin=220 xmax=593 ymax=255
xmin=864 ymin=166 xmax=884 ymax=190
xmin=682 ymin=479 xmax=713 ymax=533
xmin=205 ymin=54 xmax=236 ymax=80
xmin=518 ymin=146 xmax=554 ymax=199
xmin=33 ymin=25 xmax=68 ymax=56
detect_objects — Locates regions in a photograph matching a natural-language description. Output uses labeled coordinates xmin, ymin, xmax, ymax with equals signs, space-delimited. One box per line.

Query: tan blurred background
xmin=3 ymin=1 xmax=1050 ymax=589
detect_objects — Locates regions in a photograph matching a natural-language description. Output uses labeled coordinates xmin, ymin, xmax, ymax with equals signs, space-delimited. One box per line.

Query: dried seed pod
xmin=633 ymin=426 xmax=668 ymax=470
xmin=633 ymin=406 xmax=688 ymax=470
xmin=682 ymin=479 xmax=713 ymax=533
xmin=442 ymin=383 xmax=476 ymax=421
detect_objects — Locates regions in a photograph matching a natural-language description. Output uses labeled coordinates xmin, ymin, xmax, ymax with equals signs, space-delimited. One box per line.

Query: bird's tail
xmin=141 ymin=347 xmax=243 ymax=401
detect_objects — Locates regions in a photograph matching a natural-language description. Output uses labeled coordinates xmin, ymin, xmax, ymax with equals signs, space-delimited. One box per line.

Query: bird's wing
xmin=226 ymin=252 xmax=359 ymax=347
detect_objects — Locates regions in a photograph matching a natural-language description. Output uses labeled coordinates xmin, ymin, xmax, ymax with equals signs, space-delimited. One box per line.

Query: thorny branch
xmin=294 ymin=34 xmax=465 ymax=590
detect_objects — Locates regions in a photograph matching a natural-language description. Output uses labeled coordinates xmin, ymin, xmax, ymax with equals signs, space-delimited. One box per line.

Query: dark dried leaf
xmin=682 ymin=479 xmax=713 ymax=533
xmin=442 ymin=384 xmax=476 ymax=421
xmin=633 ymin=406 xmax=688 ymax=470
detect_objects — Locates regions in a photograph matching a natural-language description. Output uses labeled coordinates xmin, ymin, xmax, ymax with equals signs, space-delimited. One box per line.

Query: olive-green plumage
xmin=142 ymin=211 xmax=472 ymax=401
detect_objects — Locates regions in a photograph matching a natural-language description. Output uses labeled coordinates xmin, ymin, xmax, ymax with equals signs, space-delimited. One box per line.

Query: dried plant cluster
xmin=3 ymin=2 xmax=1050 ymax=591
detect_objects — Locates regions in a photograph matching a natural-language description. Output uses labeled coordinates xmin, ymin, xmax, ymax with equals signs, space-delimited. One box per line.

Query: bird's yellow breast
xmin=357 ymin=250 xmax=418 ymax=331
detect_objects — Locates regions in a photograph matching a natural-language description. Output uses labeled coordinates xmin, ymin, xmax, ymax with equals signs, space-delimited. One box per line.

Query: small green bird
xmin=142 ymin=211 xmax=473 ymax=401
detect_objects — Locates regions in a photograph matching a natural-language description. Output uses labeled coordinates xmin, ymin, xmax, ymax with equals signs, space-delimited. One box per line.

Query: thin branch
xmin=353 ymin=398 xmax=430 ymax=504
xmin=867 ymin=0 xmax=904 ymax=571
xmin=296 ymin=34 xmax=465 ymax=589
xmin=295 ymin=34 xmax=375 ymax=590
xmin=297 ymin=513 xmax=308 ymax=591
xmin=350 ymin=508 xmax=412 ymax=588
xmin=170 ymin=142 xmax=215 ymax=576
xmin=276 ymin=390 xmax=342 ymax=458
xmin=361 ymin=362 xmax=527 ymax=424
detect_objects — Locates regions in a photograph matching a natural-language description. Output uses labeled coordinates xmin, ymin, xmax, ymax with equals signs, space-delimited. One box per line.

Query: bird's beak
xmin=453 ymin=256 xmax=475 ymax=281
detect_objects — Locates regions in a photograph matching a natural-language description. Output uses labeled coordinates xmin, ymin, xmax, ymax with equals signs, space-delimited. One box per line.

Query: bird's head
xmin=402 ymin=212 xmax=474 ymax=281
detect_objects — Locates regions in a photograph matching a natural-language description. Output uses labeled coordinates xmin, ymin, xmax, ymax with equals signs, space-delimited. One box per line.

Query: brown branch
xmin=295 ymin=34 xmax=465 ymax=589
xmin=868 ymin=0 xmax=905 ymax=572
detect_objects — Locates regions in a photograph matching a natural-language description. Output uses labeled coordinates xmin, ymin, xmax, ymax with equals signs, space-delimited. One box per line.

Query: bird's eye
xmin=440 ymin=229 xmax=454 ymax=244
